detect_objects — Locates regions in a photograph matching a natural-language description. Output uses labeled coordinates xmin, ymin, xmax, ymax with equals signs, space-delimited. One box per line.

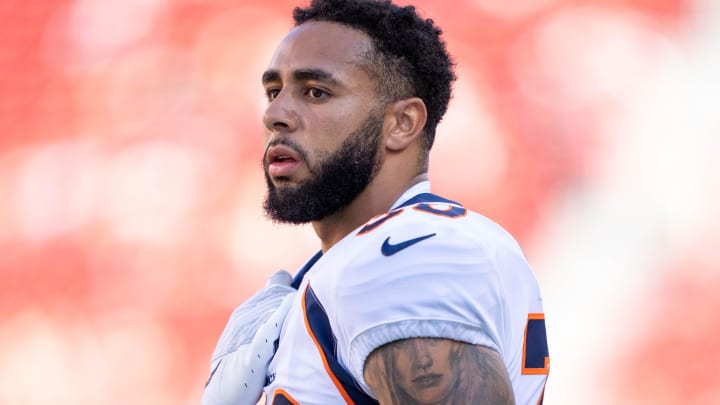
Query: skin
xmin=389 ymin=338 xmax=462 ymax=403
xmin=262 ymin=21 xmax=428 ymax=252
xmin=365 ymin=339 xmax=516 ymax=405
xmin=262 ymin=21 xmax=515 ymax=404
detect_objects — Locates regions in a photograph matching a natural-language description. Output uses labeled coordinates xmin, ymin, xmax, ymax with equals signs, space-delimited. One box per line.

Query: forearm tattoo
xmin=364 ymin=338 xmax=515 ymax=405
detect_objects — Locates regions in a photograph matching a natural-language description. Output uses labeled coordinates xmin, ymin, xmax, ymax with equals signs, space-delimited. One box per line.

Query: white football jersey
xmin=264 ymin=182 xmax=549 ymax=404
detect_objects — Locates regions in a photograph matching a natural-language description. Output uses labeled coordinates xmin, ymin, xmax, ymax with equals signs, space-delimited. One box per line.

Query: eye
xmin=306 ymin=87 xmax=329 ymax=100
xmin=266 ymin=88 xmax=281 ymax=102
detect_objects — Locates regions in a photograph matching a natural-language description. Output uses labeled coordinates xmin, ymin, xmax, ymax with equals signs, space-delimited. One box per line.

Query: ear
xmin=383 ymin=97 xmax=427 ymax=152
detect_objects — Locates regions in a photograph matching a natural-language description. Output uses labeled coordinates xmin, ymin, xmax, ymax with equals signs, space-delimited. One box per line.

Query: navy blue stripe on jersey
xmin=271 ymin=390 xmax=298 ymax=405
xmin=522 ymin=315 xmax=550 ymax=374
xmin=291 ymin=250 xmax=323 ymax=289
xmin=357 ymin=209 xmax=404 ymax=235
xmin=395 ymin=192 xmax=461 ymax=209
xmin=304 ymin=285 xmax=379 ymax=405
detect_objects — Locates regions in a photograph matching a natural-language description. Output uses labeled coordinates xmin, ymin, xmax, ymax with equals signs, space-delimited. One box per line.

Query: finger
xmin=244 ymin=291 xmax=295 ymax=366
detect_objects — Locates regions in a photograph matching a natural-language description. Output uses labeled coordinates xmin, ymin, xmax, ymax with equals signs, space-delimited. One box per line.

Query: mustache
xmin=263 ymin=138 xmax=310 ymax=164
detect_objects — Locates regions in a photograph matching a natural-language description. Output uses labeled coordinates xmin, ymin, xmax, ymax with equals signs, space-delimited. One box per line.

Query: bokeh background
xmin=1 ymin=0 xmax=718 ymax=403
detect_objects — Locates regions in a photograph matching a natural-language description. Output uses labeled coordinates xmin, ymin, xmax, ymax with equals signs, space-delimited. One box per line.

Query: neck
xmin=312 ymin=172 xmax=428 ymax=252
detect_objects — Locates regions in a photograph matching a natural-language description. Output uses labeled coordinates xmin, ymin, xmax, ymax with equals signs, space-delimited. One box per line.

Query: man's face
xmin=260 ymin=21 xmax=385 ymax=223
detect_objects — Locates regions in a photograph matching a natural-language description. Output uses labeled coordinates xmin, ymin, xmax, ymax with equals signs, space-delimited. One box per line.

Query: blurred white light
xmin=471 ymin=0 xmax=557 ymax=20
xmin=103 ymin=46 xmax=197 ymax=137
xmin=533 ymin=2 xmax=720 ymax=404
xmin=69 ymin=0 xmax=166 ymax=64
xmin=596 ymin=14 xmax=720 ymax=252
xmin=512 ymin=6 xmax=672 ymax=111
xmin=192 ymin=7 xmax=289 ymax=120
xmin=90 ymin=310 xmax=179 ymax=401
xmin=432 ymin=67 xmax=508 ymax=197
xmin=101 ymin=142 xmax=207 ymax=245
xmin=0 ymin=309 xmax=179 ymax=404
xmin=0 ymin=158 xmax=16 ymax=243
xmin=10 ymin=141 xmax=100 ymax=242
xmin=0 ymin=310 xmax=77 ymax=402
xmin=224 ymin=174 xmax=316 ymax=300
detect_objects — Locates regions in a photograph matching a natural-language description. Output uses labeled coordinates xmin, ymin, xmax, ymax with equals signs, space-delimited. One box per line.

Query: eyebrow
xmin=261 ymin=68 xmax=341 ymax=87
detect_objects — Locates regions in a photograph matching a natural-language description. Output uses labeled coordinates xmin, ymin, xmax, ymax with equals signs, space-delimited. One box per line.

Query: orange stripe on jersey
xmin=536 ymin=379 xmax=547 ymax=405
xmin=272 ymin=388 xmax=300 ymax=405
xmin=302 ymin=284 xmax=355 ymax=404
xmin=522 ymin=313 xmax=550 ymax=375
xmin=356 ymin=209 xmax=403 ymax=235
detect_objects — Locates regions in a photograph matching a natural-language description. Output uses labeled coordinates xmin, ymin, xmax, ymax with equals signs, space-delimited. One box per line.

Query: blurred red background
xmin=1 ymin=0 xmax=719 ymax=403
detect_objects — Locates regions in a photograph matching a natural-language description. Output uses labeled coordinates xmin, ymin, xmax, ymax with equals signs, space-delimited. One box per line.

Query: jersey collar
xmin=390 ymin=181 xmax=461 ymax=210
xmin=291 ymin=181 xmax=461 ymax=288
xmin=390 ymin=181 xmax=432 ymax=210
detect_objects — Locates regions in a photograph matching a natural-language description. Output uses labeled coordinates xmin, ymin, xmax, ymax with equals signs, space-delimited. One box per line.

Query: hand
xmin=202 ymin=270 xmax=296 ymax=405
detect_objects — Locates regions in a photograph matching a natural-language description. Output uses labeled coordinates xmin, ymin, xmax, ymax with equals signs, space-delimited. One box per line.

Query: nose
xmin=262 ymin=90 xmax=298 ymax=134
xmin=411 ymin=341 xmax=434 ymax=371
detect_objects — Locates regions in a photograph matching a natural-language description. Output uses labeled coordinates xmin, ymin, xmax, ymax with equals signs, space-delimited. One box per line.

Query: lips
xmin=266 ymin=144 xmax=302 ymax=178
xmin=412 ymin=373 xmax=442 ymax=388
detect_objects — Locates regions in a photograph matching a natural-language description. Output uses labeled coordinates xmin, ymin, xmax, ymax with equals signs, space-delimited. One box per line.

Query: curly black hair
xmin=293 ymin=0 xmax=456 ymax=151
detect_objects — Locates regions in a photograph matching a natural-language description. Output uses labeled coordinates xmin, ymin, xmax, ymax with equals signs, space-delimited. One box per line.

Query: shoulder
xmin=326 ymin=194 xmax=542 ymax=398
xmin=332 ymin=193 xmax=535 ymax=304
xmin=348 ymin=193 xmax=526 ymax=275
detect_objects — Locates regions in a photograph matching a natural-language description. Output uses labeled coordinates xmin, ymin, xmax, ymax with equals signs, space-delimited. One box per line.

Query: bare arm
xmin=364 ymin=338 xmax=515 ymax=405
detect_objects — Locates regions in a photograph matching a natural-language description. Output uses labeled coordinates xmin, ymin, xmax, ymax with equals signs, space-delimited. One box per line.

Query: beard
xmin=262 ymin=110 xmax=384 ymax=224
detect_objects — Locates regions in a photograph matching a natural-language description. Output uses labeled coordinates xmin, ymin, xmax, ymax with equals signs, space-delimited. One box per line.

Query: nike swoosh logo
xmin=381 ymin=233 xmax=436 ymax=256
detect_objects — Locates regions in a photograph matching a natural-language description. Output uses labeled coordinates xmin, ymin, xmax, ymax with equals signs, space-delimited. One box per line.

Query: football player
xmin=203 ymin=1 xmax=549 ymax=404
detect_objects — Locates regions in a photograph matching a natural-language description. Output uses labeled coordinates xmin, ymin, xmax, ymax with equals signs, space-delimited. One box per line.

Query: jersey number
xmin=358 ymin=203 xmax=467 ymax=234
xmin=522 ymin=313 xmax=550 ymax=375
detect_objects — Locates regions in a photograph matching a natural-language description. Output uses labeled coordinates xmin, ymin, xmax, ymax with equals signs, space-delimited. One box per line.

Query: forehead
xmin=266 ymin=21 xmax=374 ymax=84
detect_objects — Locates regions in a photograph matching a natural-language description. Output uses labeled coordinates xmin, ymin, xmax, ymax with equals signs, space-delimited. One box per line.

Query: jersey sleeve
xmin=334 ymin=218 xmax=513 ymax=395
